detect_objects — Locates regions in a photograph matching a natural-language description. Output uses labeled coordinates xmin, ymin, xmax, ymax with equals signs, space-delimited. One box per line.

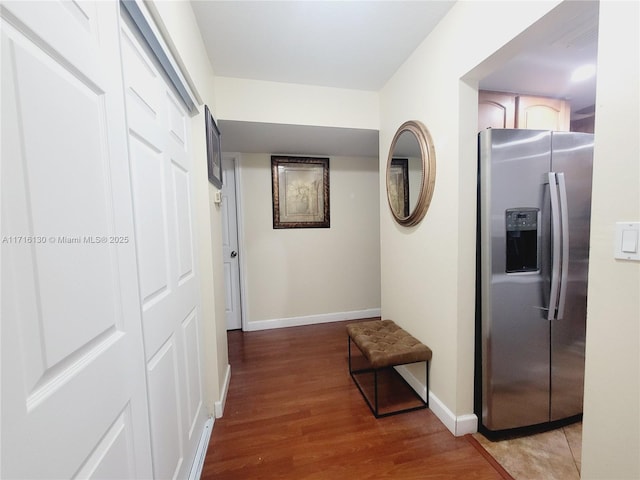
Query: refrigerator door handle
xmin=556 ymin=172 xmax=570 ymax=320
xmin=548 ymin=172 xmax=561 ymax=320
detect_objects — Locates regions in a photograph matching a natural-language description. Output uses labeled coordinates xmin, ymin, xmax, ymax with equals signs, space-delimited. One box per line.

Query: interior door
xmin=1 ymin=2 xmax=152 ymax=478
xmin=120 ymin=14 xmax=207 ymax=480
xmin=222 ymin=156 xmax=243 ymax=330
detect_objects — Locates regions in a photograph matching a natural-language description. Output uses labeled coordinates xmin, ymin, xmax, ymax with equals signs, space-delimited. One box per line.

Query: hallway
xmin=202 ymin=320 xmax=512 ymax=479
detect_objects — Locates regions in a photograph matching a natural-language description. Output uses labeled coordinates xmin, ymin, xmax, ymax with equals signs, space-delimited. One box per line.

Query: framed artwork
xmin=205 ymin=105 xmax=222 ymax=189
xmin=388 ymin=158 xmax=409 ymax=218
xmin=271 ymin=156 xmax=330 ymax=229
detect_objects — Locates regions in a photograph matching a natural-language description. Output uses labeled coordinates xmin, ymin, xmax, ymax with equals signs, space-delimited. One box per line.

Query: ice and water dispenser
xmin=505 ymin=208 xmax=539 ymax=273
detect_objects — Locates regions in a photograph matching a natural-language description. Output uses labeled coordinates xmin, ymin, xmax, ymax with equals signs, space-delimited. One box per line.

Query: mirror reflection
xmin=385 ymin=120 xmax=436 ymax=227
xmin=389 ymin=131 xmax=423 ymax=218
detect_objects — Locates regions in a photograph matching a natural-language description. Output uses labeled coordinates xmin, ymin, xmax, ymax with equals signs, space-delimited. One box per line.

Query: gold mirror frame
xmin=386 ymin=120 xmax=436 ymax=226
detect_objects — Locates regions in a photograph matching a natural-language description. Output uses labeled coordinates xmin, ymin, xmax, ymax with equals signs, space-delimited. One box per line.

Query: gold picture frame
xmin=271 ymin=156 xmax=330 ymax=229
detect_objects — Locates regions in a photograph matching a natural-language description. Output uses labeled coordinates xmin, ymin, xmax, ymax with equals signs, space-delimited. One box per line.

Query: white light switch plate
xmin=615 ymin=222 xmax=640 ymax=261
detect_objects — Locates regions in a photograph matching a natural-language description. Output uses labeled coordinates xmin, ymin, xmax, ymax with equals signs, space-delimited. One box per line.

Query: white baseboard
xmin=214 ymin=364 xmax=231 ymax=418
xmin=454 ymin=413 xmax=479 ymax=436
xmin=243 ymin=308 xmax=381 ymax=331
xmin=394 ymin=365 xmax=477 ymax=437
xmin=188 ymin=417 xmax=214 ymax=480
xmin=393 ymin=364 xmax=428 ymax=402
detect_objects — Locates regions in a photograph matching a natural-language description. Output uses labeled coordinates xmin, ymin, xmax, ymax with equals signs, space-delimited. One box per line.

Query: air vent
xmin=549 ymin=10 xmax=599 ymax=50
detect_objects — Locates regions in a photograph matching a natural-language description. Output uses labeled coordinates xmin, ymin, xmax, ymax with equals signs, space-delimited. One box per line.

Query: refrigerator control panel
xmin=506 ymin=209 xmax=538 ymax=231
xmin=506 ymin=208 xmax=539 ymax=273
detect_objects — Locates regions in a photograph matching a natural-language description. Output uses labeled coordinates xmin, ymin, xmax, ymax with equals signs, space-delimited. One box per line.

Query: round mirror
xmin=386 ymin=120 xmax=436 ymax=226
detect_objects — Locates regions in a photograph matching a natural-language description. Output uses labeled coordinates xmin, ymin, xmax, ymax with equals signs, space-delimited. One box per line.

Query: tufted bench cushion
xmin=346 ymin=319 xmax=432 ymax=369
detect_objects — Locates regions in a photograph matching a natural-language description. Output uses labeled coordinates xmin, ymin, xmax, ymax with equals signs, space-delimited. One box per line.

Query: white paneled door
xmin=2 ymin=2 xmax=208 ymax=478
xmin=1 ymin=2 xmax=153 ymax=478
xmin=222 ymin=157 xmax=242 ymax=330
xmin=120 ymin=13 xmax=207 ymax=480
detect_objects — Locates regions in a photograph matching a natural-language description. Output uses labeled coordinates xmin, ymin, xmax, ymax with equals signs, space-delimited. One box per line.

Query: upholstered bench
xmin=346 ymin=319 xmax=432 ymax=417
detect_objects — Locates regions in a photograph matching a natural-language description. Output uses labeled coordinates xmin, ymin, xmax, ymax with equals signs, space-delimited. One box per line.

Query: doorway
xmin=467 ymin=0 xmax=599 ymax=473
xmin=221 ymin=155 xmax=243 ymax=330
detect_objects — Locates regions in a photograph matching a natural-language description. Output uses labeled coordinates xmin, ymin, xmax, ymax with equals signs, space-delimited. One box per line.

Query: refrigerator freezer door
xmin=479 ymin=129 xmax=552 ymax=431
xmin=549 ymin=132 xmax=593 ymax=421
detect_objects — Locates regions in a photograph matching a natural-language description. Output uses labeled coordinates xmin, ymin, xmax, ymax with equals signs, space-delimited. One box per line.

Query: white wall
xmin=239 ymin=153 xmax=381 ymax=329
xmin=379 ymin=0 xmax=561 ymax=427
xmin=380 ymin=2 xmax=640 ymax=476
xmin=214 ymin=77 xmax=379 ymax=130
xmin=581 ymin=1 xmax=640 ymax=478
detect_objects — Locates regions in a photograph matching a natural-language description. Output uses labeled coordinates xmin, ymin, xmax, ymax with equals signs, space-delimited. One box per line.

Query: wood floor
xmin=202 ymin=319 xmax=512 ymax=479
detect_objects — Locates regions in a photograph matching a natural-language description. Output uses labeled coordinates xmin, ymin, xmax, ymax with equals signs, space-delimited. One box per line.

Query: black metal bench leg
xmin=374 ymin=369 xmax=379 ymax=417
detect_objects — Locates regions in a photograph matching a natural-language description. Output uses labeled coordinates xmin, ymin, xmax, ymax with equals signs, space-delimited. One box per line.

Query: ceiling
xmin=191 ymin=1 xmax=456 ymax=91
xmin=478 ymin=1 xmax=599 ymax=118
xmin=190 ymin=1 xmax=599 ymax=157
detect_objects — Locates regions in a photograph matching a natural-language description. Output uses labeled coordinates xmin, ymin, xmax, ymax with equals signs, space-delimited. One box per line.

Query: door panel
xmin=74 ymin=409 xmax=138 ymax=479
xmin=128 ymin=135 xmax=171 ymax=305
xmin=8 ymin=34 xmax=118 ymax=375
xmin=173 ymin=163 xmax=195 ymax=282
xmin=1 ymin=2 xmax=152 ymax=478
xmin=478 ymin=91 xmax=516 ymax=130
xmin=182 ymin=310 xmax=204 ymax=434
xmin=516 ymin=95 xmax=570 ymax=131
xmin=147 ymin=338 xmax=184 ymax=480
xmin=121 ymin=14 xmax=206 ymax=479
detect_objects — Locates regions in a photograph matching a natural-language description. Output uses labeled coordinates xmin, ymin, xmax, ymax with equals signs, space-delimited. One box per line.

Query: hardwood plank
xmin=202 ymin=319 xmax=511 ymax=479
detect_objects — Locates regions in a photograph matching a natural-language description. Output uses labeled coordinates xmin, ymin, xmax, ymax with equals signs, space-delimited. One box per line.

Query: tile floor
xmin=473 ymin=423 xmax=582 ymax=480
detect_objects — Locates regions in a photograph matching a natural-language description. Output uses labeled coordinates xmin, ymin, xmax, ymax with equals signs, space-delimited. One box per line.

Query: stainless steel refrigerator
xmin=476 ymin=128 xmax=593 ymax=436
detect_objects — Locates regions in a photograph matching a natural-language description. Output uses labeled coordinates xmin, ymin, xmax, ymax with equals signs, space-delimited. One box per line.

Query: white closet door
xmin=120 ymin=16 xmax=207 ymax=480
xmin=1 ymin=2 xmax=152 ymax=478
